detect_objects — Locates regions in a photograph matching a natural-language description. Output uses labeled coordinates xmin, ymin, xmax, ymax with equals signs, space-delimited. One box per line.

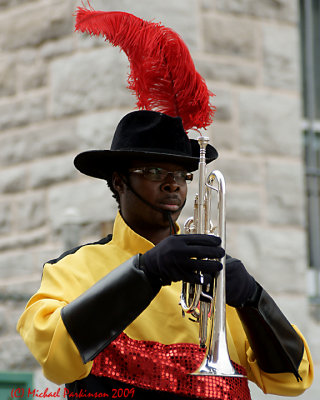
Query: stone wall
xmin=0 ymin=0 xmax=319 ymax=399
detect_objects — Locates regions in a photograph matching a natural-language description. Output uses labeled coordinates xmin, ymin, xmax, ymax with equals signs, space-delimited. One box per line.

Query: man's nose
xmin=160 ymin=174 xmax=180 ymax=192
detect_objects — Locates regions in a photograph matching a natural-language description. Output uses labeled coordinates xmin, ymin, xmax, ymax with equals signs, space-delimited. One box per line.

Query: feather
xmin=75 ymin=4 xmax=215 ymax=132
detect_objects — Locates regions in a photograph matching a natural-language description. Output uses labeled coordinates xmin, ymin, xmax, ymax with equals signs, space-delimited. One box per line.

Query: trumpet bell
xmin=191 ymin=358 xmax=245 ymax=377
xmin=191 ymin=334 xmax=245 ymax=377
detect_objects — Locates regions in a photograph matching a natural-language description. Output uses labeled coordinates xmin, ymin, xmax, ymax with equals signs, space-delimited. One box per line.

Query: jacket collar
xmin=111 ymin=211 xmax=180 ymax=255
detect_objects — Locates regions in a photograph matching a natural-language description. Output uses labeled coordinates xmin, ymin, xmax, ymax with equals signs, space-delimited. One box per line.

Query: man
xmin=17 ymin=110 xmax=313 ymax=399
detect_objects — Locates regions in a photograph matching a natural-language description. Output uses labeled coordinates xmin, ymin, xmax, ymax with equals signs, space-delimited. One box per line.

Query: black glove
xmin=225 ymin=256 xmax=258 ymax=307
xmin=140 ymin=234 xmax=225 ymax=287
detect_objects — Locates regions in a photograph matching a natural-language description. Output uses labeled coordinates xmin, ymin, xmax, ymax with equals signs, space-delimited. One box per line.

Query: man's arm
xmin=225 ymin=257 xmax=305 ymax=381
xmin=61 ymin=255 xmax=160 ymax=363
xmin=237 ymin=283 xmax=304 ymax=381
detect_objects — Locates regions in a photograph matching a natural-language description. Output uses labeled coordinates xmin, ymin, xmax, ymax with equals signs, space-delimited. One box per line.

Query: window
xmin=300 ymin=0 xmax=320 ymax=316
xmin=0 ymin=372 xmax=33 ymax=400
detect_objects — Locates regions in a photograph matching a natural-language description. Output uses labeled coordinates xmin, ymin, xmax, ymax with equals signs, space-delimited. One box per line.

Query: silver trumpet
xmin=180 ymin=136 xmax=244 ymax=377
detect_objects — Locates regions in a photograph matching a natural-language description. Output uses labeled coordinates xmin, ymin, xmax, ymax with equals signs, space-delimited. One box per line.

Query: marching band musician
xmin=17 ymin=110 xmax=313 ymax=399
xmin=17 ymin=5 xmax=313 ymax=400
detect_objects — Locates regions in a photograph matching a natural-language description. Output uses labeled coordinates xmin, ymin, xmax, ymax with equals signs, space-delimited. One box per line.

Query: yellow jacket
xmin=17 ymin=212 xmax=313 ymax=396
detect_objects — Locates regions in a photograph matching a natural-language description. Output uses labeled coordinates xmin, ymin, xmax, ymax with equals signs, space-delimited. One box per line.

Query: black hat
xmin=74 ymin=110 xmax=218 ymax=179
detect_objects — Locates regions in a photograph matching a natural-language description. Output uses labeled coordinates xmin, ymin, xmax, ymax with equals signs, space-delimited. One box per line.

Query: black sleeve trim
xmin=237 ymin=284 xmax=304 ymax=381
xmin=61 ymin=254 xmax=160 ymax=363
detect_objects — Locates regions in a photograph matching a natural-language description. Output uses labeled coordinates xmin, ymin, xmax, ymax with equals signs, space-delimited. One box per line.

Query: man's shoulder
xmin=46 ymin=234 xmax=113 ymax=266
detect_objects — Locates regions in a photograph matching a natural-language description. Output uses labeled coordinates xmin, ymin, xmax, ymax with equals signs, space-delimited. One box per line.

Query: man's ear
xmin=112 ymin=172 xmax=126 ymax=195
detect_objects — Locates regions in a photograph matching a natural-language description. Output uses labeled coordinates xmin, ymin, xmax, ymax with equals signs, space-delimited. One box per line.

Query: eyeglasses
xmin=128 ymin=167 xmax=193 ymax=184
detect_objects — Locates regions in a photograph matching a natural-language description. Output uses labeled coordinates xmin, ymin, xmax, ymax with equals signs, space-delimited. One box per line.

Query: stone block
xmin=15 ymin=47 xmax=39 ymax=65
xmin=75 ymin=32 xmax=107 ymax=50
xmin=273 ymin=294 xmax=309 ymax=333
xmin=215 ymin=157 xmax=262 ymax=185
xmin=236 ymin=225 xmax=307 ymax=294
xmin=15 ymin=47 xmax=47 ymax=90
xmin=262 ymin=23 xmax=299 ymax=90
xmin=29 ymin=155 xmax=77 ymax=189
xmin=0 ymin=302 xmax=26 ymax=334
xmin=17 ymin=58 xmax=47 ymax=91
xmin=0 ymin=251 xmax=35 ymax=280
xmin=0 ymin=277 xmax=41 ymax=302
xmin=224 ymin=222 xmax=239 ymax=257
xmin=215 ymin=0 xmax=298 ymax=24
xmin=239 ymin=91 xmax=301 ymax=157
xmin=203 ymin=16 xmax=256 ymax=59
xmin=76 ymin=109 xmax=126 ymax=151
xmin=0 ymin=0 xmax=74 ymax=50
xmin=0 ymin=228 xmax=48 ymax=253
xmin=208 ymin=87 xmax=233 ymax=121
xmin=15 ymin=192 xmax=46 ymax=231
xmin=0 ymin=306 xmax=7 ymax=334
xmin=0 ymin=55 xmax=16 ymax=97
xmin=180 ymin=183 xmax=261 ymax=229
xmin=0 ymin=336 xmax=38 ymax=370
xmin=48 ymin=180 xmax=118 ymax=230
xmin=0 ymin=165 xmax=27 ymax=193
xmin=0 ymin=120 xmax=77 ymax=167
xmin=226 ymin=187 xmax=261 ymax=223
xmin=0 ymin=93 xmax=47 ymax=130
xmin=59 ymin=207 xmax=82 ymax=252
xmin=266 ymin=160 xmax=305 ymax=226
xmin=0 ymin=201 xmax=12 ymax=234
xmin=202 ymin=121 xmax=237 ymax=152
xmin=200 ymin=0 xmax=214 ymax=10
xmin=217 ymin=157 xmax=264 ymax=187
xmin=0 ymin=0 xmax=35 ymax=9
xmin=91 ymin=0 xmax=198 ymax=50
xmin=32 ymin=245 xmax=62 ymax=272
xmin=50 ymin=48 xmax=135 ymax=118
xmin=0 ymin=0 xmax=9 ymax=8
xmin=40 ymin=37 xmax=75 ymax=60
xmin=195 ymin=58 xmax=258 ymax=87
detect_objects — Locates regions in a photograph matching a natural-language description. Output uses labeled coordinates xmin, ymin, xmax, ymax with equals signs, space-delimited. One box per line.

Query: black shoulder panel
xmin=46 ymin=234 xmax=113 ymax=266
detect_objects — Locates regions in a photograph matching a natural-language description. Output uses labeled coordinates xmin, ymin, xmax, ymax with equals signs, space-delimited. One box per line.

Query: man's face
xmin=114 ymin=160 xmax=189 ymax=238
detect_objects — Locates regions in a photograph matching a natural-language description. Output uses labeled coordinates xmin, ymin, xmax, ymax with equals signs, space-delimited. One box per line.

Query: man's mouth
xmin=159 ymin=197 xmax=181 ymax=212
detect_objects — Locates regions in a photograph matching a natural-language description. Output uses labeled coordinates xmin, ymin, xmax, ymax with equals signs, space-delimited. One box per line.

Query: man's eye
xmin=149 ymin=168 xmax=162 ymax=175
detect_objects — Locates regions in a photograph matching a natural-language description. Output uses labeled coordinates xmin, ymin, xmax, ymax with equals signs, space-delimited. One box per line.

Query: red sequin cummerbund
xmin=92 ymin=333 xmax=251 ymax=399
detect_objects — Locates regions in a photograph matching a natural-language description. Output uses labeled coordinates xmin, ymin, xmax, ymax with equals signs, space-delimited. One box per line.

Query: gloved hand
xmin=140 ymin=234 xmax=225 ymax=287
xmin=225 ymin=256 xmax=258 ymax=307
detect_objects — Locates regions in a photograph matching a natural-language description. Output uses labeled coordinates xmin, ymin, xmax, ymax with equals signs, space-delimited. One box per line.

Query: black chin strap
xmin=166 ymin=211 xmax=177 ymax=235
xmin=120 ymin=175 xmax=184 ymax=235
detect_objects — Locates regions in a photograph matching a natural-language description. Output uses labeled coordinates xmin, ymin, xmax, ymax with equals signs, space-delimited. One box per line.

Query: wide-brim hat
xmin=74 ymin=110 xmax=218 ymax=179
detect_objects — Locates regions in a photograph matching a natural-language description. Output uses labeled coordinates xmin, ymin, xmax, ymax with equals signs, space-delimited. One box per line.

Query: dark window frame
xmin=300 ymin=0 xmax=320 ymax=315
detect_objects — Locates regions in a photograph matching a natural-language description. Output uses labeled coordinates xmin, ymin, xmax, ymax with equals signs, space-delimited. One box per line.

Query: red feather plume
xmin=75 ymin=4 xmax=215 ymax=132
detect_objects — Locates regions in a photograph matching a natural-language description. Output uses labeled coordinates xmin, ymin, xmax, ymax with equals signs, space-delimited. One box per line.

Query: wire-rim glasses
xmin=128 ymin=167 xmax=193 ymax=184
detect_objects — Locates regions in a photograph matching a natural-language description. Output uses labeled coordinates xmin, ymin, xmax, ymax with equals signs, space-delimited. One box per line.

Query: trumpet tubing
xmin=180 ymin=136 xmax=245 ymax=377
